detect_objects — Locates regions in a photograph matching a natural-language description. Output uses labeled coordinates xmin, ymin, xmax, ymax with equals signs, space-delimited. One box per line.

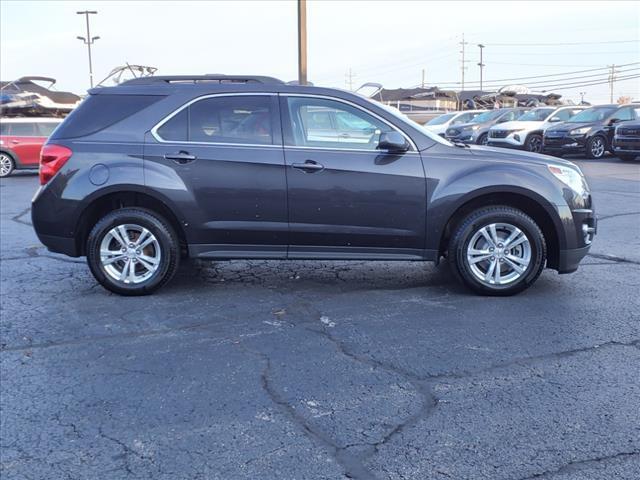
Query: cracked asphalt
xmin=1 ymin=156 xmax=639 ymax=480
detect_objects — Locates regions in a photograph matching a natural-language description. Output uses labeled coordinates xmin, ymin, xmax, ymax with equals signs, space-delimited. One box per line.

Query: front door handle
xmin=292 ymin=160 xmax=324 ymax=173
xmin=164 ymin=151 xmax=197 ymax=164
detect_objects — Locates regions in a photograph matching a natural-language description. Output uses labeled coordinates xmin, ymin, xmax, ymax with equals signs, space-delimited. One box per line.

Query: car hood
xmin=547 ymin=121 xmax=597 ymax=133
xmin=491 ymin=120 xmax=542 ymax=131
xmin=466 ymin=144 xmax=578 ymax=169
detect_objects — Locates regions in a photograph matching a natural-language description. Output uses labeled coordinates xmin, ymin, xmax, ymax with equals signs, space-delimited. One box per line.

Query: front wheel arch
xmin=438 ymin=191 xmax=561 ymax=270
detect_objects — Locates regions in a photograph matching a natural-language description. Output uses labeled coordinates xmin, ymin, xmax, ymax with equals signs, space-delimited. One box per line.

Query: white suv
xmin=487 ymin=106 xmax=586 ymax=152
xmin=423 ymin=110 xmax=486 ymax=136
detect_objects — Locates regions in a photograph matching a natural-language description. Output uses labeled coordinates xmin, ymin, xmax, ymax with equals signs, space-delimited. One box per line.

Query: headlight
xmin=471 ymin=125 xmax=480 ymax=130
xmin=569 ymin=127 xmax=590 ymax=135
xmin=548 ymin=164 xmax=588 ymax=195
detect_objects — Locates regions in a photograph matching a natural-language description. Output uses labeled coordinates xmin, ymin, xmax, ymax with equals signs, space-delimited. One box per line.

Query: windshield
xmin=567 ymin=107 xmax=617 ymax=123
xmin=377 ymin=102 xmax=453 ymax=146
xmin=471 ymin=110 xmax=504 ymax=123
xmin=517 ymin=108 xmax=554 ymax=122
xmin=426 ymin=113 xmax=456 ymax=125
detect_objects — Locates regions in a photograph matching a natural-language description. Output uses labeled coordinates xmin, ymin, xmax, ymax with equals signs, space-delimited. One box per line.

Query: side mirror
xmin=609 ymin=118 xmax=621 ymax=125
xmin=549 ymin=116 xmax=561 ymax=123
xmin=377 ymin=131 xmax=409 ymax=152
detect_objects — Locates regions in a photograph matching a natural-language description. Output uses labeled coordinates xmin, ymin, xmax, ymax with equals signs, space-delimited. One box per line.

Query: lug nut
xmin=121 ymin=247 xmax=126 ymax=253
xmin=129 ymin=243 xmax=134 ymax=248
xmin=489 ymin=247 xmax=494 ymax=252
xmin=498 ymin=243 xmax=503 ymax=248
xmin=135 ymin=250 xmax=141 ymax=255
xmin=490 ymin=256 xmax=495 ymax=261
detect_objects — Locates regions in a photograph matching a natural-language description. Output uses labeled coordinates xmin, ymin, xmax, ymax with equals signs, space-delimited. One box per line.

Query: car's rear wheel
xmin=0 ymin=153 xmax=15 ymax=178
xmin=449 ymin=206 xmax=546 ymax=296
xmin=525 ymin=134 xmax=543 ymax=153
xmin=586 ymin=136 xmax=606 ymax=159
xmin=86 ymin=208 xmax=180 ymax=295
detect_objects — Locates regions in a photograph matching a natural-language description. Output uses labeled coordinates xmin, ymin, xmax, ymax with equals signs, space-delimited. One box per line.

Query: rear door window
xmin=155 ymin=95 xmax=274 ymax=145
xmin=9 ymin=122 xmax=37 ymax=136
xmin=36 ymin=123 xmax=61 ymax=137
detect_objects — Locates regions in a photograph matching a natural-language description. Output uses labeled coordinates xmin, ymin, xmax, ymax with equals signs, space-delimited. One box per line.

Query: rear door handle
xmin=164 ymin=151 xmax=197 ymax=164
xmin=292 ymin=160 xmax=324 ymax=172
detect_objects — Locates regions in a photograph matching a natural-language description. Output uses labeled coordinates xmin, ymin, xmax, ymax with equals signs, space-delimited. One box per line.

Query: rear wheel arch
xmin=438 ymin=191 xmax=562 ymax=270
xmin=75 ymin=189 xmax=188 ymax=257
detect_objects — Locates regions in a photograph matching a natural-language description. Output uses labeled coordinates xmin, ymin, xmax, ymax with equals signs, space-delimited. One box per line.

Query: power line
xmin=426 ymin=62 xmax=640 ymax=87
xmin=538 ymin=74 xmax=640 ymax=92
xmin=483 ymin=39 xmax=639 ymax=46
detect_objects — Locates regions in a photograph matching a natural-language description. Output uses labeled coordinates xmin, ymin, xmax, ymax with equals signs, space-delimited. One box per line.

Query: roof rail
xmin=121 ymin=75 xmax=284 ymax=86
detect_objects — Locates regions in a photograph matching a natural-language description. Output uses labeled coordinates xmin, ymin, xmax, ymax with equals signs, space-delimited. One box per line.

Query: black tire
xmin=86 ymin=208 xmax=180 ymax=295
xmin=476 ymin=133 xmax=489 ymax=146
xmin=524 ymin=134 xmax=543 ymax=153
xmin=0 ymin=152 xmax=16 ymax=178
xmin=448 ymin=206 xmax=546 ymax=296
xmin=617 ymin=153 xmax=638 ymax=161
xmin=585 ymin=135 xmax=606 ymax=159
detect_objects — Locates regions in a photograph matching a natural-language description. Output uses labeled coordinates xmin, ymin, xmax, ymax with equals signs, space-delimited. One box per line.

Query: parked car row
xmin=425 ymin=103 xmax=640 ymax=160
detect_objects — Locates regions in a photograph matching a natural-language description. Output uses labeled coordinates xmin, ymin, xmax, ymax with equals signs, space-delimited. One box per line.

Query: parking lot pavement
xmin=1 ymin=157 xmax=639 ymax=480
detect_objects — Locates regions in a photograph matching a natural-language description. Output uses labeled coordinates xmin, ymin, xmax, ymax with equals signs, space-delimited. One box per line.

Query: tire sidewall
xmin=87 ymin=209 xmax=178 ymax=295
xmin=477 ymin=133 xmax=488 ymax=145
xmin=453 ymin=209 xmax=546 ymax=295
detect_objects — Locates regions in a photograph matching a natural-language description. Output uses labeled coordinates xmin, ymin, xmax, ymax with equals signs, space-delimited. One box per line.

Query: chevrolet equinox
xmin=32 ymin=75 xmax=597 ymax=296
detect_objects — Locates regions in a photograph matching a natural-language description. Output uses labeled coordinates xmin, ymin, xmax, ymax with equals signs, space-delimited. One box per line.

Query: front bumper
xmin=543 ymin=134 xmax=587 ymax=153
xmin=558 ymin=244 xmax=592 ymax=274
xmin=612 ymin=137 xmax=640 ymax=155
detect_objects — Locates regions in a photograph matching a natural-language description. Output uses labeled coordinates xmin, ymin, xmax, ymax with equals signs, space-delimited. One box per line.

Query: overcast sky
xmin=1 ymin=1 xmax=638 ymax=104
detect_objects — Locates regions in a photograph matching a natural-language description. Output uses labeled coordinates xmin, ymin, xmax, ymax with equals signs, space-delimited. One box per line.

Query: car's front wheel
xmin=449 ymin=206 xmax=546 ymax=295
xmin=586 ymin=136 xmax=606 ymax=159
xmin=86 ymin=208 xmax=180 ymax=295
xmin=0 ymin=153 xmax=15 ymax=178
xmin=476 ymin=133 xmax=489 ymax=146
xmin=525 ymin=134 xmax=543 ymax=153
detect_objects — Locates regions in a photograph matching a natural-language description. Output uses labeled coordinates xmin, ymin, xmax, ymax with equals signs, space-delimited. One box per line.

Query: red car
xmin=0 ymin=118 xmax=62 ymax=177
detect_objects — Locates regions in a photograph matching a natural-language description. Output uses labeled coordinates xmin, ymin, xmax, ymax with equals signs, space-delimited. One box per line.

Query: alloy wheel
xmin=590 ymin=137 xmax=605 ymax=158
xmin=528 ymin=136 xmax=542 ymax=153
xmin=0 ymin=154 xmax=13 ymax=177
xmin=99 ymin=224 xmax=161 ymax=284
xmin=466 ymin=222 xmax=532 ymax=286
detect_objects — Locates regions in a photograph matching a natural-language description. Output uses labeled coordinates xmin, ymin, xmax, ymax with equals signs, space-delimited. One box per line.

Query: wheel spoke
xmin=135 ymin=228 xmax=151 ymax=248
xmin=505 ymin=256 xmax=526 ymax=274
xmin=469 ymin=253 xmax=492 ymax=264
xmin=485 ymin=259 xmax=497 ymax=282
xmin=117 ymin=226 xmax=131 ymax=245
xmin=479 ymin=227 xmax=495 ymax=247
xmin=489 ymin=224 xmax=500 ymax=245
xmin=101 ymin=249 xmax=126 ymax=265
xmin=119 ymin=259 xmax=131 ymax=282
xmin=110 ymin=228 xmax=128 ymax=248
xmin=494 ymin=262 xmax=502 ymax=284
xmin=137 ymin=255 xmax=159 ymax=271
xmin=503 ymin=228 xmax=522 ymax=247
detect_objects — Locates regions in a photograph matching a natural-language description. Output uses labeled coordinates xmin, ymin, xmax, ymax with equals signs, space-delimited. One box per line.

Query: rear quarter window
xmin=52 ymin=94 xmax=164 ymax=139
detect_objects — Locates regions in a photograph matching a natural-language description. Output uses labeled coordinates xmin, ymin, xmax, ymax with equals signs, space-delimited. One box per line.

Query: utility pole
xmin=459 ymin=33 xmax=468 ymax=93
xmin=608 ymin=64 xmax=616 ymax=103
xmin=421 ymin=68 xmax=426 ymax=88
xmin=579 ymin=91 xmax=586 ymax=104
xmin=76 ymin=10 xmax=99 ymax=88
xmin=297 ymin=0 xmax=307 ymax=85
xmin=345 ymin=68 xmax=356 ymax=90
xmin=477 ymin=44 xmax=485 ymax=91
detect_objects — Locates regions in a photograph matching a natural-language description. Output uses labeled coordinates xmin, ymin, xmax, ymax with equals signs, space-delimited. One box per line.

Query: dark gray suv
xmin=445 ymin=108 xmax=529 ymax=145
xmin=32 ymin=75 xmax=596 ymax=296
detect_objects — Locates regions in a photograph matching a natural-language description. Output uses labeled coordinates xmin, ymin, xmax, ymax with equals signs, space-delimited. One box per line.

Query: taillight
xmin=40 ymin=144 xmax=72 ymax=185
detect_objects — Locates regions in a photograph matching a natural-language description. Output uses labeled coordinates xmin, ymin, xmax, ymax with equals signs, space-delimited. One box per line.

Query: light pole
xmin=477 ymin=44 xmax=485 ymax=91
xmin=76 ymin=10 xmax=99 ymax=88
xmin=297 ymin=0 xmax=307 ymax=85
